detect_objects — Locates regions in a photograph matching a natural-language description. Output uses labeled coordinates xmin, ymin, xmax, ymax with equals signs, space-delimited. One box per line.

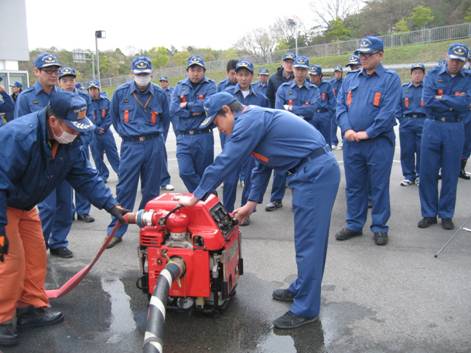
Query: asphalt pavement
xmin=3 ymin=128 xmax=471 ymax=353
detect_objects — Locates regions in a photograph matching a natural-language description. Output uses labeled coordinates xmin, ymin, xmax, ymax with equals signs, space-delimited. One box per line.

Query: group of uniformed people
xmin=1 ymin=35 xmax=471 ymax=345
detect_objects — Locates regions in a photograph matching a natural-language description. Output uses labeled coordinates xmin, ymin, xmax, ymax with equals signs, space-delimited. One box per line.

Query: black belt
xmin=122 ymin=133 xmax=160 ymax=142
xmin=316 ymin=108 xmax=329 ymax=113
xmin=405 ymin=113 xmax=425 ymax=119
xmin=287 ymin=147 xmax=328 ymax=176
xmin=431 ymin=116 xmax=462 ymax=123
xmin=178 ymin=128 xmax=212 ymax=135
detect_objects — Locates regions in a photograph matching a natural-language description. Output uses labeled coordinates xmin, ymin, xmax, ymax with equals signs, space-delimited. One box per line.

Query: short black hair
xmin=217 ymin=100 xmax=243 ymax=117
xmin=226 ymin=59 xmax=238 ymax=72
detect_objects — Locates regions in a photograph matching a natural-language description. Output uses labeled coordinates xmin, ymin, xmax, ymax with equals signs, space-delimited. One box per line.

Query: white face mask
xmin=134 ymin=75 xmax=152 ymax=87
xmin=53 ymin=128 xmax=78 ymax=144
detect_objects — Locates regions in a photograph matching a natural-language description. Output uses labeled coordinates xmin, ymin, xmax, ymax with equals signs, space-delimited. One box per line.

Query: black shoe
xmin=373 ymin=232 xmax=388 ymax=246
xmin=459 ymin=159 xmax=470 ymax=180
xmin=335 ymin=227 xmax=362 ymax=241
xmin=106 ymin=237 xmax=122 ymax=249
xmin=0 ymin=322 xmax=18 ymax=346
xmin=441 ymin=218 xmax=455 ymax=230
xmin=265 ymin=200 xmax=282 ymax=212
xmin=417 ymin=217 xmax=437 ymax=228
xmin=272 ymin=288 xmax=294 ymax=302
xmin=17 ymin=307 xmax=64 ymax=329
xmin=50 ymin=247 xmax=74 ymax=258
xmin=77 ymin=214 xmax=95 ymax=223
xmin=239 ymin=216 xmax=250 ymax=227
xmin=273 ymin=311 xmax=318 ymax=329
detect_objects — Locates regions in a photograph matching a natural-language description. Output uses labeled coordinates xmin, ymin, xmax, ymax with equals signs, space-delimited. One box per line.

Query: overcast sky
xmin=25 ymin=0 xmax=318 ymax=53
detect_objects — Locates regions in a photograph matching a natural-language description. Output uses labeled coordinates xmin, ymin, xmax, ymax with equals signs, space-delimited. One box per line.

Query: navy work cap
xmin=200 ymin=92 xmax=237 ymax=129
xmin=293 ymin=56 xmax=310 ymax=69
xmin=236 ymin=60 xmax=254 ymax=73
xmin=10 ymin=81 xmax=23 ymax=88
xmin=259 ymin=68 xmax=269 ymax=75
xmin=159 ymin=76 xmax=168 ymax=82
xmin=282 ymin=52 xmax=296 ymax=61
xmin=34 ymin=53 xmax=61 ymax=69
xmin=334 ymin=65 xmax=343 ymax=72
xmin=356 ymin=36 xmax=384 ymax=54
xmin=448 ymin=43 xmax=469 ymax=62
xmin=132 ymin=56 xmax=152 ymax=74
xmin=187 ymin=55 xmax=205 ymax=69
xmin=49 ymin=91 xmax=95 ymax=132
xmin=309 ymin=65 xmax=322 ymax=76
xmin=410 ymin=63 xmax=425 ymax=72
xmin=346 ymin=54 xmax=360 ymax=66
xmin=58 ymin=67 xmax=77 ymax=79
xmin=87 ymin=80 xmax=101 ymax=89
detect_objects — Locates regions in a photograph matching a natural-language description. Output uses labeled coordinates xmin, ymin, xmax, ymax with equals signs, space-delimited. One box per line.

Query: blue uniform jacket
xmin=0 ymin=108 xmax=117 ymax=230
xmin=422 ymin=64 xmax=471 ymax=121
xmin=313 ymin=80 xmax=336 ymax=114
xmin=111 ymin=81 xmax=170 ymax=138
xmin=0 ymin=91 xmax=15 ymax=124
xmin=15 ymin=81 xmax=57 ymax=119
xmin=90 ymin=95 xmax=112 ymax=132
xmin=170 ymin=77 xmax=217 ymax=132
xmin=330 ymin=78 xmax=343 ymax=97
xmin=193 ymin=106 xmax=327 ymax=202
xmin=398 ymin=82 xmax=426 ymax=122
xmin=275 ymin=80 xmax=320 ymax=122
xmin=225 ymin=84 xmax=269 ymax=107
xmin=336 ymin=64 xmax=401 ymax=141
xmin=217 ymin=78 xmax=236 ymax=92
xmin=252 ymin=81 xmax=268 ymax=97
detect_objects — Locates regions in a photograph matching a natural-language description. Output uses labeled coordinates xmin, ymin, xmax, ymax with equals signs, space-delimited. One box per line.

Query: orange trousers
xmin=0 ymin=207 xmax=48 ymax=323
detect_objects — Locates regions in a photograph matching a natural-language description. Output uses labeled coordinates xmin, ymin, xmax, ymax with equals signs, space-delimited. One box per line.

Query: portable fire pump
xmin=126 ymin=193 xmax=243 ymax=312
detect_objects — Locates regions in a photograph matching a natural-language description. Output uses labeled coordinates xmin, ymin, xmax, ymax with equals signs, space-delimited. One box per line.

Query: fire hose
xmin=143 ymin=257 xmax=185 ymax=353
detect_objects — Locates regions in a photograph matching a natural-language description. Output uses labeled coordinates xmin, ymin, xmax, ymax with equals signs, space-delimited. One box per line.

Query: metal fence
xmin=100 ymin=22 xmax=471 ymax=88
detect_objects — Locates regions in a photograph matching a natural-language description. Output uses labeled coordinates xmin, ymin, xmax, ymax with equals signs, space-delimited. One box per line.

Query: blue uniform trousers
xmin=269 ymin=170 xmax=287 ymax=202
xmin=160 ymin=143 xmax=171 ymax=187
xmin=419 ymin=119 xmax=464 ymax=219
xmin=74 ymin=137 xmax=92 ymax=216
xmin=176 ymin=133 xmax=214 ymax=192
xmin=343 ymin=136 xmax=394 ymax=233
xmin=223 ymin=156 xmax=255 ymax=212
xmin=287 ymin=153 xmax=340 ymax=318
xmin=312 ymin=113 xmax=332 ymax=146
xmin=462 ymin=119 xmax=471 ymax=160
xmin=90 ymin=130 xmax=120 ymax=182
xmin=108 ymin=137 xmax=164 ymax=237
xmin=331 ymin=118 xmax=339 ymax=146
xmin=399 ymin=118 xmax=424 ymax=181
xmin=39 ymin=181 xmax=73 ymax=249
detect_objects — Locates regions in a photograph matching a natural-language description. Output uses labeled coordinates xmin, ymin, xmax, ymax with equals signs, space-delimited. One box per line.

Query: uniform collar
xmin=360 ymin=63 xmax=385 ymax=77
xmin=289 ymin=79 xmax=310 ymax=89
xmin=234 ymin=83 xmax=256 ymax=96
xmin=439 ymin=64 xmax=466 ymax=77
xmin=33 ymin=81 xmax=56 ymax=95
xmin=407 ymin=81 xmax=423 ymax=88
xmin=131 ymin=81 xmax=155 ymax=95
xmin=183 ymin=77 xmax=209 ymax=86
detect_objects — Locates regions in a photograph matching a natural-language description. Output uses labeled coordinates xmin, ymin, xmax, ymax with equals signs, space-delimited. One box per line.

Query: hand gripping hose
xmin=143 ymin=257 xmax=186 ymax=353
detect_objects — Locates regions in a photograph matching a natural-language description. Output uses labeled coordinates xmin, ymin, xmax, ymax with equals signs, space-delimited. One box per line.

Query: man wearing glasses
xmin=335 ymin=36 xmax=401 ymax=246
xmin=15 ymin=53 xmax=61 ymax=119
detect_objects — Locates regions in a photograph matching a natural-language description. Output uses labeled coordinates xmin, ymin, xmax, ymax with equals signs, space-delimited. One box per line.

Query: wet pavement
xmin=3 ymin=129 xmax=471 ymax=353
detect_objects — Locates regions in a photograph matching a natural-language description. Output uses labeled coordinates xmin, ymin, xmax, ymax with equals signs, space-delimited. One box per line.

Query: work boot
xmin=441 ymin=218 xmax=455 ymax=230
xmin=106 ymin=236 xmax=122 ymax=249
xmin=417 ymin=217 xmax=437 ymax=229
xmin=50 ymin=247 xmax=73 ymax=258
xmin=77 ymin=214 xmax=95 ymax=223
xmin=0 ymin=321 xmax=19 ymax=346
xmin=273 ymin=311 xmax=318 ymax=329
xmin=459 ymin=159 xmax=470 ymax=180
xmin=335 ymin=227 xmax=362 ymax=241
xmin=272 ymin=288 xmax=294 ymax=302
xmin=400 ymin=179 xmax=413 ymax=186
xmin=373 ymin=232 xmax=388 ymax=246
xmin=265 ymin=200 xmax=282 ymax=212
xmin=17 ymin=307 xmax=64 ymax=329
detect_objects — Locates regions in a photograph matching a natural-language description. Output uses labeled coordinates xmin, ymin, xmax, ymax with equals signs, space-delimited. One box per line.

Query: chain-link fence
xmin=100 ymin=22 xmax=471 ymax=89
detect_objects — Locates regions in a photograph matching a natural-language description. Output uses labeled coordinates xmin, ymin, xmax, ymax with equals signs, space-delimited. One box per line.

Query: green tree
xmin=409 ymin=5 xmax=434 ymax=29
xmin=147 ymin=47 xmax=170 ymax=68
xmin=394 ymin=18 xmax=410 ymax=32
xmin=465 ymin=7 xmax=471 ymax=22
xmin=324 ymin=18 xmax=352 ymax=41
